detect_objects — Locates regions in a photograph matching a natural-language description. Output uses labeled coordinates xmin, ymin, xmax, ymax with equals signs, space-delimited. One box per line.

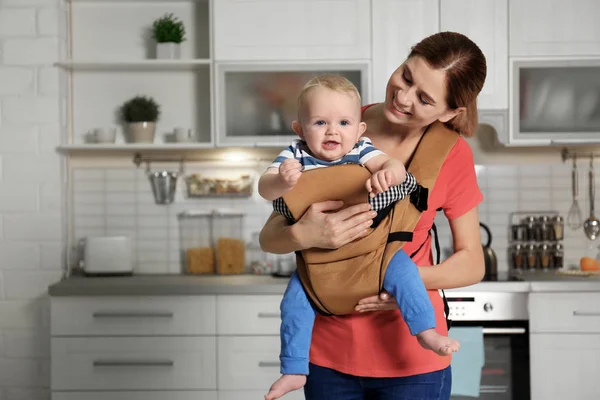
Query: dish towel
xmin=448 ymin=327 xmax=485 ymax=397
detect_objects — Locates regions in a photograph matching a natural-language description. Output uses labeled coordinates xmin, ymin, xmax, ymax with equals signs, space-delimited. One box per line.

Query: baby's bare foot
xmin=417 ymin=328 xmax=460 ymax=356
xmin=265 ymin=374 xmax=307 ymax=400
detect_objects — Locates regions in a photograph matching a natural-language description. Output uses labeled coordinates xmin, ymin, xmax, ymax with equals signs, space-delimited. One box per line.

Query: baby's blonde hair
xmin=297 ymin=74 xmax=362 ymax=120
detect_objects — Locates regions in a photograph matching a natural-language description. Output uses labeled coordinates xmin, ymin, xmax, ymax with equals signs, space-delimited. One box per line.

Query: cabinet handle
xmin=93 ymin=311 xmax=174 ymax=319
xmin=480 ymin=385 xmax=508 ymax=394
xmin=573 ymin=311 xmax=600 ymax=317
xmin=258 ymin=361 xmax=280 ymax=368
xmin=482 ymin=328 xmax=526 ymax=335
xmin=93 ymin=359 xmax=174 ymax=367
xmin=257 ymin=312 xmax=281 ymax=318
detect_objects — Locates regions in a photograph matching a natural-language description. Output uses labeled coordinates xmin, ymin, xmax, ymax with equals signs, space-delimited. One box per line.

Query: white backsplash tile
xmin=72 ymin=160 xmax=599 ymax=274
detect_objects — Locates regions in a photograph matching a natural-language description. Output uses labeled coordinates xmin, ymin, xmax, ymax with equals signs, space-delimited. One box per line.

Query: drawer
xmin=52 ymin=337 xmax=216 ymax=391
xmin=51 ymin=296 xmax=216 ymax=336
xmin=217 ymin=295 xmax=282 ymax=335
xmin=218 ymin=336 xmax=283 ymax=390
xmin=53 ymin=392 xmax=218 ymax=400
xmin=219 ymin=390 xmax=304 ymax=400
xmin=530 ymin=293 xmax=600 ymax=333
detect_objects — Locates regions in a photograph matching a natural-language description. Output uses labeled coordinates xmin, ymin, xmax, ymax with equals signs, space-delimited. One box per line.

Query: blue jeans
xmin=280 ymin=249 xmax=435 ymax=374
xmin=304 ymin=363 xmax=452 ymax=400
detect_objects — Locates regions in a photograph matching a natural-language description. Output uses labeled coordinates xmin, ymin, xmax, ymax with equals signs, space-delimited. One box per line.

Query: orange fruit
xmin=580 ymin=257 xmax=600 ymax=271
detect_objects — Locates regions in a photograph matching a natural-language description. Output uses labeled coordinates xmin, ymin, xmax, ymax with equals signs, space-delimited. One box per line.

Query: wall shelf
xmin=57 ymin=143 xmax=214 ymax=154
xmin=55 ymin=59 xmax=211 ymax=71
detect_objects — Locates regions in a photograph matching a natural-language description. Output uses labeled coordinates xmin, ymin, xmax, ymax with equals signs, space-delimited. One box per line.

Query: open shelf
xmin=55 ymin=59 xmax=211 ymax=71
xmin=57 ymin=143 xmax=214 ymax=153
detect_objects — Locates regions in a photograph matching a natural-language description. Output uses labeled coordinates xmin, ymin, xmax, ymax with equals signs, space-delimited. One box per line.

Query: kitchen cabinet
xmin=51 ymin=294 xmax=290 ymax=399
xmin=529 ymin=292 xmax=600 ymax=400
xmin=441 ymin=0 xmax=508 ymax=110
xmin=371 ymin=0 xmax=440 ymax=103
xmin=509 ymin=0 xmax=600 ymax=57
xmin=507 ymin=58 xmax=600 ymax=146
xmin=214 ymin=62 xmax=369 ymax=147
xmin=213 ymin=0 xmax=371 ymax=61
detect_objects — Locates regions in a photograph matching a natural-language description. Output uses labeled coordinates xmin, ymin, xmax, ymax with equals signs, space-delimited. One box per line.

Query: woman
xmin=260 ymin=31 xmax=487 ymax=399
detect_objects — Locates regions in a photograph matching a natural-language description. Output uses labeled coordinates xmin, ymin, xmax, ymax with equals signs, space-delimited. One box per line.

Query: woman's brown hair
xmin=409 ymin=31 xmax=487 ymax=137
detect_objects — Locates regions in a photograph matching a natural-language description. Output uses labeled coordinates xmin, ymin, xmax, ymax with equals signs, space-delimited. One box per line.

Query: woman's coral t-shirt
xmin=308 ymin=110 xmax=484 ymax=377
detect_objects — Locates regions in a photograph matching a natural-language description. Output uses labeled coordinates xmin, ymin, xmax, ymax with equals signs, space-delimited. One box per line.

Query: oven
xmin=447 ymin=291 xmax=530 ymax=400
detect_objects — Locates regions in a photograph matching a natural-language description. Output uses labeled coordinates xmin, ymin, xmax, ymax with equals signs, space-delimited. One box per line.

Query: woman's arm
xmin=259 ymin=201 xmax=376 ymax=254
xmin=419 ymin=207 xmax=485 ymax=289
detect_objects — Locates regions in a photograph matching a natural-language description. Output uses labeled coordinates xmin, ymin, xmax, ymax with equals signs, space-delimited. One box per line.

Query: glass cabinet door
xmin=512 ymin=58 xmax=600 ymax=144
xmin=215 ymin=63 xmax=369 ymax=147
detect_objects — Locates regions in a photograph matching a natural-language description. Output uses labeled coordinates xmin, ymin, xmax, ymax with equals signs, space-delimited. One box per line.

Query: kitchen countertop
xmin=48 ymin=270 xmax=600 ymax=296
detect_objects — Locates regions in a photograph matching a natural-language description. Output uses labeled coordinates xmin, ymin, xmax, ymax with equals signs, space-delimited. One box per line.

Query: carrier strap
xmin=387 ymin=231 xmax=413 ymax=243
xmin=410 ymin=185 xmax=429 ymax=212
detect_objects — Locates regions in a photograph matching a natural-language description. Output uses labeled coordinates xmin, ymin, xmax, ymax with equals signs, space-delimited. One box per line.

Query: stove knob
xmin=483 ymin=302 xmax=493 ymax=312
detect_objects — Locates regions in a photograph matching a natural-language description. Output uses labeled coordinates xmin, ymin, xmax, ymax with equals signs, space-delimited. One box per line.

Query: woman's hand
xmin=354 ymin=290 xmax=398 ymax=312
xmin=292 ymin=200 xmax=377 ymax=250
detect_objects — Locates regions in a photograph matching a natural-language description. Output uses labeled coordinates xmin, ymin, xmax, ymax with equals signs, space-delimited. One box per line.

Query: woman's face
xmin=383 ymin=56 xmax=461 ymax=129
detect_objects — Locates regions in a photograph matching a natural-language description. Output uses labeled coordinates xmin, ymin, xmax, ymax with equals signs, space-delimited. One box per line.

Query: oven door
xmin=450 ymin=321 xmax=530 ymax=400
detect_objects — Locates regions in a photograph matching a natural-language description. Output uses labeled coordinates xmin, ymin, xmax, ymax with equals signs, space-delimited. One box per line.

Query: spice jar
xmin=526 ymin=243 xmax=538 ymax=270
xmin=553 ymin=243 xmax=564 ymax=269
xmin=511 ymin=243 xmax=524 ymax=270
xmin=539 ymin=243 xmax=552 ymax=270
xmin=523 ymin=216 xmax=540 ymax=241
xmin=552 ymin=215 xmax=564 ymax=241
xmin=539 ymin=215 xmax=554 ymax=241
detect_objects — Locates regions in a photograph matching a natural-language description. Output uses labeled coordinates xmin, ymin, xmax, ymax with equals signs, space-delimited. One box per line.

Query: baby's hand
xmin=366 ymin=170 xmax=397 ymax=197
xmin=279 ymin=159 xmax=302 ymax=189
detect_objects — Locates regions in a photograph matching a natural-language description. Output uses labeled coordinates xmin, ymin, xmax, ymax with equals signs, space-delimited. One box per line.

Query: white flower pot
xmin=156 ymin=42 xmax=181 ymax=59
xmin=127 ymin=122 xmax=156 ymax=143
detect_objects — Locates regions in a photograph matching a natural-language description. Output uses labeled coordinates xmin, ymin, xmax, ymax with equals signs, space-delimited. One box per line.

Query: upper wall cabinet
xmin=371 ymin=0 xmax=440 ymax=103
xmin=441 ymin=0 xmax=508 ymax=110
xmin=510 ymin=0 xmax=600 ymax=57
xmin=213 ymin=0 xmax=371 ymax=61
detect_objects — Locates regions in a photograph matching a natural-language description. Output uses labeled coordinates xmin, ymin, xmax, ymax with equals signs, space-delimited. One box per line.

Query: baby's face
xmin=296 ymin=86 xmax=366 ymax=161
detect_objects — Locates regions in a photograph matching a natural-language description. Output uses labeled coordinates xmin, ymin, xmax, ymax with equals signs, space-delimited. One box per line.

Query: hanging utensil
xmin=567 ymin=155 xmax=583 ymax=229
xmin=583 ymin=156 xmax=599 ymax=240
xmin=146 ymin=160 xmax=184 ymax=205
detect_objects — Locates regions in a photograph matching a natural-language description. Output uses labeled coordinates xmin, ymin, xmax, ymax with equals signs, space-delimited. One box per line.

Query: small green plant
xmin=121 ymin=95 xmax=161 ymax=123
xmin=152 ymin=13 xmax=186 ymax=44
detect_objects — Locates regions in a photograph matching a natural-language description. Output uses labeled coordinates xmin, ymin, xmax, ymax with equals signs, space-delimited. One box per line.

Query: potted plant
xmin=152 ymin=13 xmax=186 ymax=59
xmin=120 ymin=95 xmax=160 ymax=143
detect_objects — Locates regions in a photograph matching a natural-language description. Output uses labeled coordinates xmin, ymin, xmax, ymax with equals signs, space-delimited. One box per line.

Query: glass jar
xmin=247 ymin=232 xmax=276 ymax=275
xmin=539 ymin=243 xmax=552 ymax=270
xmin=510 ymin=243 xmax=524 ymax=271
xmin=539 ymin=215 xmax=553 ymax=241
xmin=212 ymin=209 xmax=246 ymax=275
xmin=526 ymin=243 xmax=538 ymax=270
xmin=553 ymin=243 xmax=564 ymax=269
xmin=178 ymin=210 xmax=214 ymax=274
xmin=552 ymin=215 xmax=564 ymax=241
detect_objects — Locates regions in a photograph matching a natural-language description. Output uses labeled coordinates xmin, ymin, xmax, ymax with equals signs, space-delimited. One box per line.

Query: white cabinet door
xmin=216 ymin=295 xmax=282 ymax=335
xmin=509 ymin=0 xmax=600 ymax=57
xmin=219 ymin=390 xmax=305 ymax=400
xmin=53 ymin=393 xmax=218 ymax=400
xmin=51 ymin=296 xmax=216 ymax=336
xmin=371 ymin=0 xmax=440 ymax=103
xmin=214 ymin=0 xmax=371 ymax=61
xmin=52 ymin=337 xmax=217 ymax=391
xmin=529 ymin=292 xmax=600 ymax=334
xmin=441 ymin=0 xmax=508 ymax=110
xmin=217 ymin=336 xmax=282 ymax=390
xmin=531 ymin=333 xmax=600 ymax=400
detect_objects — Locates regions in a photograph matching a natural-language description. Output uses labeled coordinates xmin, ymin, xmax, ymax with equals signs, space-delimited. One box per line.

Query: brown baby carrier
xmin=282 ymin=121 xmax=459 ymax=317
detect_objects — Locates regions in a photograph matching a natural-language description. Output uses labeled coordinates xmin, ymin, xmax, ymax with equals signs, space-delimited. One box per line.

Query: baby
xmin=258 ymin=75 xmax=459 ymax=400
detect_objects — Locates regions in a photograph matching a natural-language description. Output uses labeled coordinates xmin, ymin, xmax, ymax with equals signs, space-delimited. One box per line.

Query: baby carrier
xmin=282 ymin=121 xmax=459 ymax=318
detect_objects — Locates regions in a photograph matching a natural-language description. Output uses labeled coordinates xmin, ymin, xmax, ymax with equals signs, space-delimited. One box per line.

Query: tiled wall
xmin=73 ymin=159 xmax=600 ymax=275
xmin=0 ymin=0 xmax=66 ymax=396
